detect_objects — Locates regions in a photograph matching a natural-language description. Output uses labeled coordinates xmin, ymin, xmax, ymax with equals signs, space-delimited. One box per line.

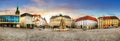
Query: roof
xmin=21 ymin=13 xmax=33 ymax=17
xmin=98 ymin=16 xmax=119 ymax=20
xmin=33 ymin=14 xmax=41 ymax=16
xmin=50 ymin=15 xmax=71 ymax=19
xmin=0 ymin=15 xmax=19 ymax=16
xmin=75 ymin=15 xmax=97 ymax=22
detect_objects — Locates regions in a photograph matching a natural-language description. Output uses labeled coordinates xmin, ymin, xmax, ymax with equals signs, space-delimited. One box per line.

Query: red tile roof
xmin=75 ymin=15 xmax=97 ymax=22
xmin=33 ymin=14 xmax=41 ymax=16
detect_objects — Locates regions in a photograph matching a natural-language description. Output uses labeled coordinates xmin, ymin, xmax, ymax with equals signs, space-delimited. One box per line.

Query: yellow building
xmin=50 ymin=14 xmax=74 ymax=29
xmin=98 ymin=16 xmax=119 ymax=29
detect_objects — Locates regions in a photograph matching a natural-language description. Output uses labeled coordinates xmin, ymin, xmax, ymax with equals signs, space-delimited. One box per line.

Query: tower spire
xmin=15 ymin=5 xmax=20 ymax=15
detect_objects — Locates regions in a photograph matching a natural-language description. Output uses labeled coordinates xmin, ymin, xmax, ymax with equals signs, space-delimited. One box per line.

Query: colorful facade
xmin=0 ymin=6 xmax=20 ymax=27
xmin=0 ymin=15 xmax=20 ymax=27
xmin=98 ymin=16 xmax=119 ymax=29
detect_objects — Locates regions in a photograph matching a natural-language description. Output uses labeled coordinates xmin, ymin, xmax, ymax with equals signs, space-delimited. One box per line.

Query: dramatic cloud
xmin=0 ymin=0 xmax=120 ymax=21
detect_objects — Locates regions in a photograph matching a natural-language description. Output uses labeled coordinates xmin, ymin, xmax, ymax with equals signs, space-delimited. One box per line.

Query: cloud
xmin=21 ymin=5 xmax=87 ymax=22
xmin=1 ymin=0 xmax=119 ymax=22
xmin=0 ymin=4 xmax=85 ymax=22
xmin=30 ymin=0 xmax=48 ymax=7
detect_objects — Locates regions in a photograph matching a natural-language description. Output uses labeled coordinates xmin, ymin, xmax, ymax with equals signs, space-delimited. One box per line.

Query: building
xmin=119 ymin=20 xmax=120 ymax=26
xmin=33 ymin=14 xmax=48 ymax=28
xmin=50 ymin=14 xmax=74 ymax=29
xmin=0 ymin=15 xmax=20 ymax=27
xmin=98 ymin=16 xmax=119 ymax=29
xmin=74 ymin=16 xmax=97 ymax=29
xmin=20 ymin=13 xmax=34 ymax=29
xmin=0 ymin=6 xmax=20 ymax=27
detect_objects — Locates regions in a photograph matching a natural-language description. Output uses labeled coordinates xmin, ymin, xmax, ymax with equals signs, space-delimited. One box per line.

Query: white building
xmin=33 ymin=14 xmax=48 ymax=28
xmin=20 ymin=13 xmax=34 ymax=28
xmin=74 ymin=16 xmax=97 ymax=29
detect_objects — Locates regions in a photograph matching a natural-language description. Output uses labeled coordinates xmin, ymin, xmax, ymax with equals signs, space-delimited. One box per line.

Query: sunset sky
xmin=0 ymin=0 xmax=120 ymax=22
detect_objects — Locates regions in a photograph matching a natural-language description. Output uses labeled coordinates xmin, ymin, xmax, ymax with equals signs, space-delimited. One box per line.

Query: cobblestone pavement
xmin=0 ymin=27 xmax=120 ymax=41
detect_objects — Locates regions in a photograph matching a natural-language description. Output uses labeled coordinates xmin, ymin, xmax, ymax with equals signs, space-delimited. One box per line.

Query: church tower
xmin=15 ymin=6 xmax=20 ymax=15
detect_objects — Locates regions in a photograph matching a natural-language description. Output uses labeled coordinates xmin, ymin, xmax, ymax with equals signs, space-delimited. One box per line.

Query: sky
xmin=0 ymin=0 xmax=120 ymax=22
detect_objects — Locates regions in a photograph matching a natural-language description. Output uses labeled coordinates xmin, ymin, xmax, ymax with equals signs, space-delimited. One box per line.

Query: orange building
xmin=98 ymin=16 xmax=119 ymax=29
